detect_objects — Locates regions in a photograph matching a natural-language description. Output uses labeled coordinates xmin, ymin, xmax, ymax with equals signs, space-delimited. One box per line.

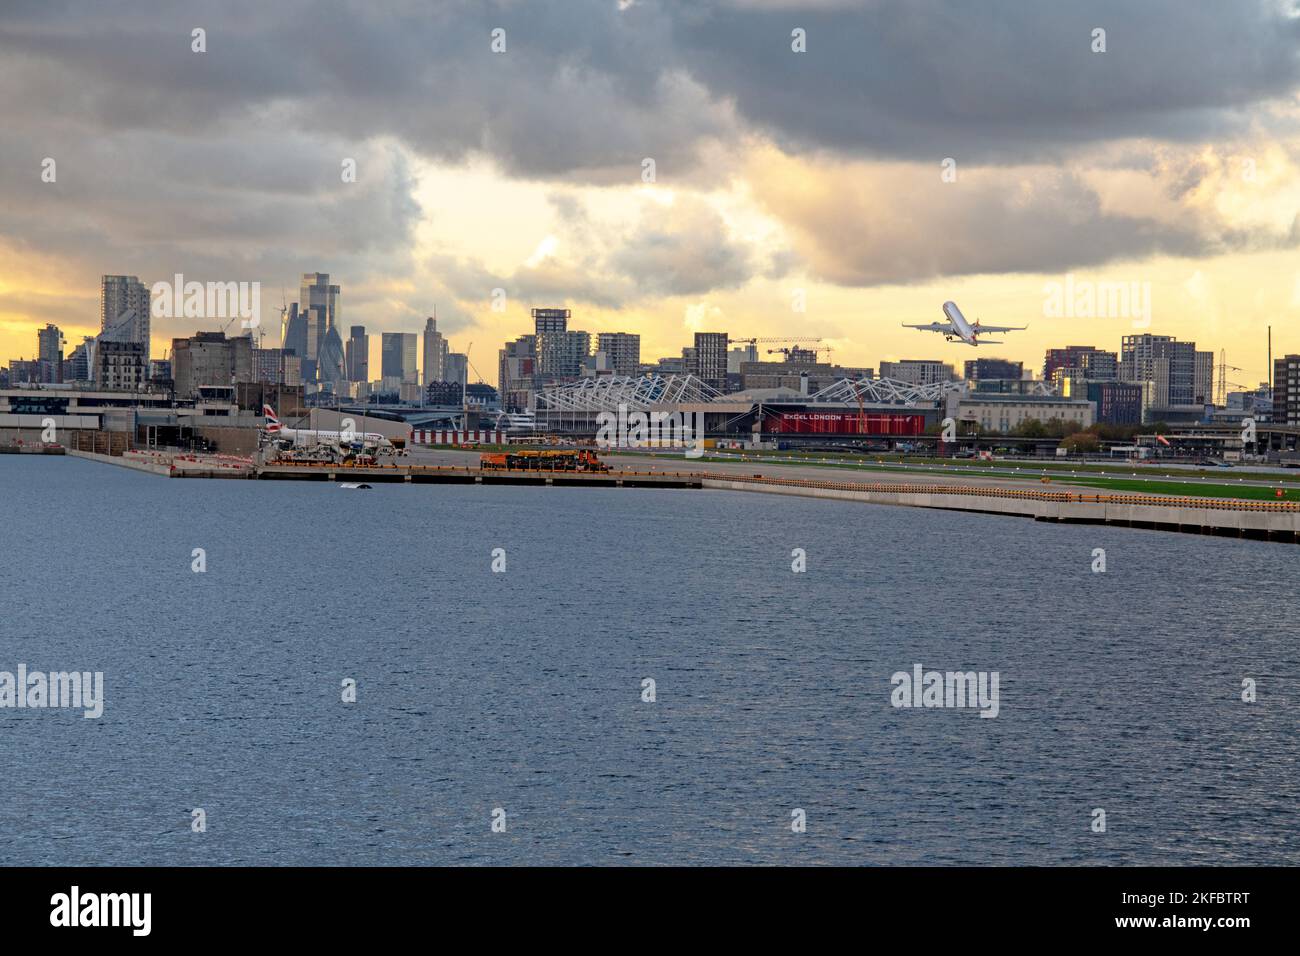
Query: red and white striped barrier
xmin=411 ymin=429 xmax=505 ymax=445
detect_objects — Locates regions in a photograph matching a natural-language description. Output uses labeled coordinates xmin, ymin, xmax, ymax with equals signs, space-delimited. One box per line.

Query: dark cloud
xmin=0 ymin=0 xmax=736 ymax=182
xmin=0 ymin=124 xmax=421 ymax=272
xmin=1 ymin=0 xmax=1299 ymax=320
xmin=9 ymin=1 xmax=1291 ymax=179
xmin=674 ymin=0 xmax=1300 ymax=162
xmin=0 ymin=122 xmax=423 ymax=339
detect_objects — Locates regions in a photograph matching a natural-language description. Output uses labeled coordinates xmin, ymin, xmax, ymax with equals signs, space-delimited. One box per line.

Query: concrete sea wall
xmin=701 ymin=475 xmax=1300 ymax=542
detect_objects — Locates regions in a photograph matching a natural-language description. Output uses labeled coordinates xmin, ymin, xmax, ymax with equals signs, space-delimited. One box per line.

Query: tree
xmin=1060 ymin=431 xmax=1100 ymax=454
xmin=1040 ymin=417 xmax=1077 ymax=439
xmin=1013 ymin=418 xmax=1047 ymax=438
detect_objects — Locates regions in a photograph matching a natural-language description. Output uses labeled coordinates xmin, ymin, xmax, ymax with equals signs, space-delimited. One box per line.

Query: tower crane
xmin=465 ymin=341 xmax=487 ymax=384
xmin=767 ymin=345 xmax=833 ymax=361
xmin=279 ymin=288 xmax=289 ymax=348
xmin=728 ymin=336 xmax=822 ymax=346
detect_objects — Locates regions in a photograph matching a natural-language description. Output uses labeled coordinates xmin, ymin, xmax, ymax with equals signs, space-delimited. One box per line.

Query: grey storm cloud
xmin=673 ymin=0 xmax=1300 ymax=162
xmin=2 ymin=0 xmax=1300 ymax=306
xmin=9 ymin=1 xmax=1294 ymax=177
xmin=0 ymin=122 xmax=421 ymax=315
xmin=0 ymin=0 xmax=735 ymax=181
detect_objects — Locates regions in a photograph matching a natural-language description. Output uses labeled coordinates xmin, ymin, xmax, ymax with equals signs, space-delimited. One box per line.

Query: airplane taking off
xmin=262 ymin=406 xmax=395 ymax=450
xmin=902 ymin=301 xmax=1026 ymax=347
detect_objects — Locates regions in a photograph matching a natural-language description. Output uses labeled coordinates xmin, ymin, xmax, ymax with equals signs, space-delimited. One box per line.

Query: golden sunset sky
xmin=3 ymin=0 xmax=1300 ymax=388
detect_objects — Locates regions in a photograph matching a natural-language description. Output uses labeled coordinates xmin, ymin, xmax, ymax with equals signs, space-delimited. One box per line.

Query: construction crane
xmin=456 ymin=341 xmax=491 ymax=431
xmin=279 ymin=288 xmax=289 ymax=347
xmin=767 ymin=345 xmax=833 ymax=362
xmin=728 ymin=336 xmax=822 ymax=346
xmin=465 ymin=341 xmax=487 ymax=384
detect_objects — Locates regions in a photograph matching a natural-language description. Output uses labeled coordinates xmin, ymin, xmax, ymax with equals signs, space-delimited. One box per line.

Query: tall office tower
xmin=539 ymin=331 xmax=590 ymax=378
xmin=422 ymin=316 xmax=447 ymax=385
xmin=317 ymin=326 xmax=346 ymax=388
xmin=690 ymin=332 xmax=729 ymax=391
xmin=498 ymin=335 xmax=537 ymax=411
xmin=381 ymin=332 xmax=418 ymax=385
xmin=37 ymin=324 xmax=64 ymax=383
xmin=401 ymin=333 xmax=418 ymax=384
xmin=444 ymin=352 xmax=468 ymax=390
xmin=1120 ymin=334 xmax=1196 ymax=406
xmin=596 ymin=332 xmax=640 ymax=376
xmin=65 ymin=336 xmax=95 ymax=382
xmin=282 ymin=302 xmax=305 ymax=357
xmin=964 ymin=357 xmax=1022 ymax=382
xmin=1043 ymin=345 xmax=1117 ymax=382
xmin=1273 ymin=355 xmax=1300 ymax=425
xmin=532 ymin=307 xmax=580 ymax=378
xmin=100 ymin=275 xmax=151 ymax=355
xmin=1194 ymin=350 xmax=1215 ymax=405
xmin=38 ymin=323 xmax=64 ymax=364
xmin=346 ymin=325 xmax=369 ymax=383
xmin=299 ymin=273 xmax=340 ymax=381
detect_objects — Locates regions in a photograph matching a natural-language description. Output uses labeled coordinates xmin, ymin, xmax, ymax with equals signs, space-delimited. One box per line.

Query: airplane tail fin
xmin=263 ymin=405 xmax=281 ymax=432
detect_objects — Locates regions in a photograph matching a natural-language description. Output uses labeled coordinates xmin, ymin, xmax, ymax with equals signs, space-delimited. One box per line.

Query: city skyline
xmin=1 ymin=268 xmax=1284 ymax=394
xmin=4 ymin=3 xmax=1300 ymax=386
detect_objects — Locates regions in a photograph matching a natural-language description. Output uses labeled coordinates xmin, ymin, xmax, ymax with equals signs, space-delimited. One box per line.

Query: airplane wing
xmin=973 ymin=325 xmax=1026 ymax=333
xmin=901 ymin=322 xmax=952 ymax=332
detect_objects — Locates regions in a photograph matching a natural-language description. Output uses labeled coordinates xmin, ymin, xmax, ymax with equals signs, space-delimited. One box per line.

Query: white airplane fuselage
xmin=274 ymin=426 xmax=392 ymax=449
xmin=902 ymin=301 xmax=1023 ymax=347
xmin=262 ymin=407 xmax=394 ymax=449
xmin=941 ymin=301 xmax=977 ymax=344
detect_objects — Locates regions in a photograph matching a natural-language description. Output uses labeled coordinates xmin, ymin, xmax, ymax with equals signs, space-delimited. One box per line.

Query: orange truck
xmin=480 ymin=450 xmax=610 ymax=473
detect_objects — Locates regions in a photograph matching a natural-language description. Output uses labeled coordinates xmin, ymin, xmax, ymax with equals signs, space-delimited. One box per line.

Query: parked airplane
xmin=262 ymin=406 xmax=394 ymax=450
xmin=903 ymin=301 xmax=1026 ymax=347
